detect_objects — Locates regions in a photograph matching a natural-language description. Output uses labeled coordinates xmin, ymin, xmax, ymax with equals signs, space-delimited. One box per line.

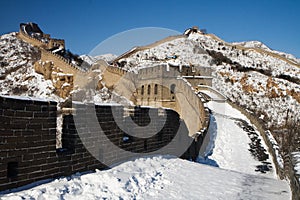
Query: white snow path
xmin=206 ymin=99 xmax=276 ymax=178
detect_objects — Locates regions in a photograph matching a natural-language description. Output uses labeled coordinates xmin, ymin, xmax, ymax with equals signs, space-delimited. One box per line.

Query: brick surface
xmin=0 ymin=96 xmax=200 ymax=192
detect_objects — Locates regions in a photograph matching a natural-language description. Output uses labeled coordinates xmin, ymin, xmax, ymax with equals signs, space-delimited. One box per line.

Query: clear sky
xmin=1 ymin=0 xmax=299 ymax=58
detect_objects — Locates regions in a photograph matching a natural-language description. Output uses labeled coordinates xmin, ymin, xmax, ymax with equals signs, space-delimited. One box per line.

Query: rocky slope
xmin=0 ymin=33 xmax=60 ymax=100
xmin=0 ymin=33 xmax=119 ymax=104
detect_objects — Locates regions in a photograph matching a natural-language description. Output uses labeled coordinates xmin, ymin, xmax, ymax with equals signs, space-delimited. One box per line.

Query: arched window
xmin=170 ymin=84 xmax=176 ymax=94
xmin=147 ymin=85 xmax=151 ymax=95
xmin=154 ymin=84 xmax=158 ymax=95
xmin=141 ymin=85 xmax=144 ymax=95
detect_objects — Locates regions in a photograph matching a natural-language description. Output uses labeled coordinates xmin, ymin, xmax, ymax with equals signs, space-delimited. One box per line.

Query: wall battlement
xmin=106 ymin=65 xmax=128 ymax=76
xmin=0 ymin=95 xmax=201 ymax=192
xmin=40 ymin=49 xmax=86 ymax=73
xmin=18 ymin=24 xmax=65 ymax=50
xmin=17 ymin=30 xmax=47 ymax=49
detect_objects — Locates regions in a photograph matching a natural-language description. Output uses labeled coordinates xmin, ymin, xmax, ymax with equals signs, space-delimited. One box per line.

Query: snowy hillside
xmin=118 ymin=37 xmax=214 ymax=73
xmin=0 ymin=33 xmax=60 ymax=101
xmin=0 ymin=28 xmax=299 ymax=198
xmin=0 ymin=156 xmax=290 ymax=200
xmin=119 ymin=31 xmax=300 ymax=130
xmin=95 ymin=53 xmax=117 ymax=63
xmin=232 ymin=41 xmax=271 ymax=51
xmin=0 ymin=33 xmax=119 ymax=104
xmin=233 ymin=40 xmax=300 ymax=65
xmin=192 ymin=32 xmax=300 ymax=128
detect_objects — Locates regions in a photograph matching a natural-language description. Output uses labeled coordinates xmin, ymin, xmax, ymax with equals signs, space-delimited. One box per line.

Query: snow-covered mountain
xmin=1 ymin=29 xmax=299 ymax=150
xmin=94 ymin=53 xmax=117 ymax=63
xmin=232 ymin=40 xmax=271 ymax=51
xmin=233 ymin=40 xmax=300 ymax=65
xmin=117 ymin=31 xmax=300 ymax=131
xmin=80 ymin=54 xmax=117 ymax=65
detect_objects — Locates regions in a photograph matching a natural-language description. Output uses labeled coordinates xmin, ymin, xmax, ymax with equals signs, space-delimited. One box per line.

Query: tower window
xmin=141 ymin=85 xmax=144 ymax=95
xmin=147 ymin=85 xmax=151 ymax=95
xmin=154 ymin=84 xmax=158 ymax=95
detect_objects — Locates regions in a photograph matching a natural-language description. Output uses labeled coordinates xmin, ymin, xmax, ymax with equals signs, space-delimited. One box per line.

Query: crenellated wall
xmin=18 ymin=24 xmax=65 ymax=50
xmin=40 ymin=49 xmax=85 ymax=74
xmin=0 ymin=95 xmax=201 ymax=192
xmin=17 ymin=30 xmax=48 ymax=49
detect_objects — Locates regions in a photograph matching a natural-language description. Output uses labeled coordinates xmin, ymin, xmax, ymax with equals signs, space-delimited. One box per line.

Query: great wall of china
xmin=2 ymin=23 xmax=299 ymax=198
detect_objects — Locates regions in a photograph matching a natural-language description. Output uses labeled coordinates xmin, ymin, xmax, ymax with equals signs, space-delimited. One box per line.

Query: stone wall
xmin=0 ymin=95 xmax=59 ymax=191
xmin=40 ymin=49 xmax=85 ymax=74
xmin=18 ymin=27 xmax=90 ymax=98
xmin=17 ymin=30 xmax=48 ymax=49
xmin=0 ymin=95 xmax=200 ymax=191
xmin=18 ymin=25 xmax=65 ymax=50
xmin=284 ymin=153 xmax=300 ymax=200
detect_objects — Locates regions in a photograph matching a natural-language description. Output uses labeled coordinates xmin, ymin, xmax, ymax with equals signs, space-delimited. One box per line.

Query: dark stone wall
xmin=0 ymin=96 xmax=106 ymax=192
xmin=0 ymin=96 xmax=58 ymax=191
xmin=0 ymin=96 xmax=202 ymax=192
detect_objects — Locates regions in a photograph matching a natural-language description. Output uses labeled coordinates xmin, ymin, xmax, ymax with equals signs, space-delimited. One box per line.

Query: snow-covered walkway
xmin=200 ymin=90 xmax=276 ymax=178
xmin=0 ymin=156 xmax=290 ymax=200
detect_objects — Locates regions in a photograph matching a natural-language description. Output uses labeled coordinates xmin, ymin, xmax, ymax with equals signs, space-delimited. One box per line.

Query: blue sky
xmin=1 ymin=0 xmax=299 ymax=57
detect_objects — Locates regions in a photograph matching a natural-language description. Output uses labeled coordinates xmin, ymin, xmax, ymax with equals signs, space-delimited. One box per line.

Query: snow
xmin=115 ymin=30 xmax=300 ymax=129
xmin=265 ymin=130 xmax=284 ymax=169
xmin=0 ymin=156 xmax=290 ymax=200
xmin=189 ymin=33 xmax=300 ymax=129
xmin=0 ymin=33 xmax=126 ymax=105
xmin=233 ymin=40 xmax=300 ymax=65
xmin=118 ymin=37 xmax=213 ymax=73
xmin=232 ymin=41 xmax=271 ymax=51
xmin=203 ymin=100 xmax=276 ymax=178
xmin=94 ymin=54 xmax=118 ymax=63
xmin=80 ymin=54 xmax=118 ymax=65
xmin=79 ymin=54 xmax=97 ymax=65
xmin=0 ymin=33 xmax=62 ymax=102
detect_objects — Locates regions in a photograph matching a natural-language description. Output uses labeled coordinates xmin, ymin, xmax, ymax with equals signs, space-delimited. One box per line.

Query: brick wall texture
xmin=0 ymin=96 xmax=202 ymax=191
